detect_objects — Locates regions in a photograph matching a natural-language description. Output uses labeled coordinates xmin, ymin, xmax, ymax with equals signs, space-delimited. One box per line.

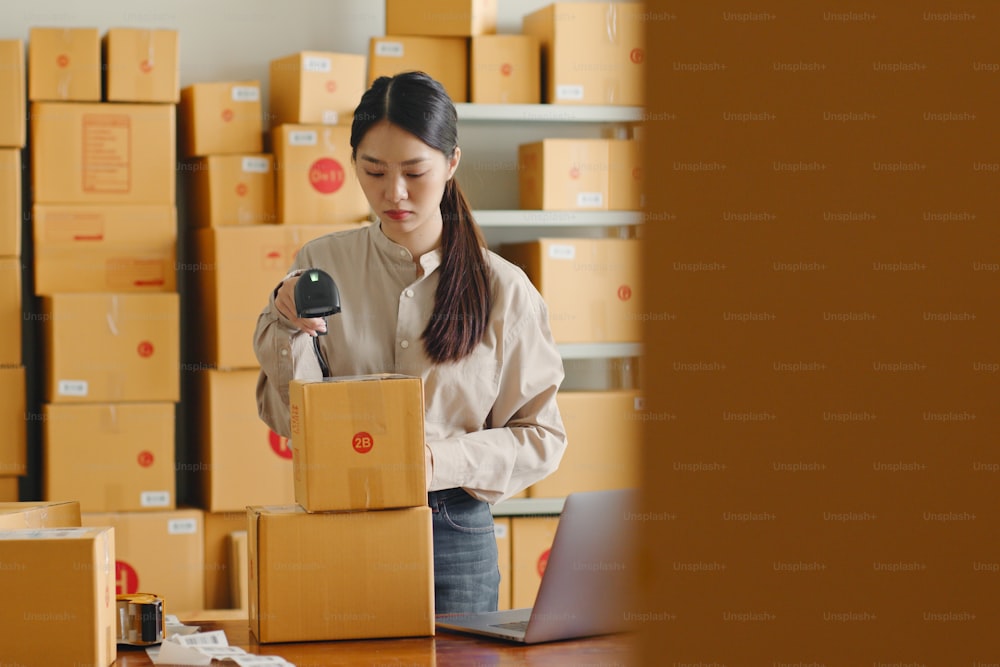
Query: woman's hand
xmin=275 ymin=275 xmax=328 ymax=337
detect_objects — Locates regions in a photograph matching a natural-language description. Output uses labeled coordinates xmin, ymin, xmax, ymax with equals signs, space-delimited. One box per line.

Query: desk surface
xmin=114 ymin=619 xmax=638 ymax=666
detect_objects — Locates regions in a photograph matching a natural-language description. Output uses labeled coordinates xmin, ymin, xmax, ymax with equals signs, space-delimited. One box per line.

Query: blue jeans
xmin=429 ymin=488 xmax=500 ymax=614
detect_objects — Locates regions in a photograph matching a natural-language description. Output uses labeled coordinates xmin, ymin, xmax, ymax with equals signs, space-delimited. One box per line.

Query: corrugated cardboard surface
xmin=0 ymin=500 xmax=81 ymax=529
xmin=470 ymin=35 xmax=540 ymax=104
xmin=386 ymin=0 xmax=497 ymax=37
xmin=0 ymin=149 xmax=20 ymax=255
xmin=179 ymin=81 xmax=262 ymax=158
xmin=0 ymin=40 xmax=25 ymax=147
xmin=28 ymin=27 xmax=101 ymax=101
xmin=103 ymin=28 xmax=180 ymax=103
xmin=269 ymin=52 xmax=366 ymax=127
xmin=368 ymin=36 xmax=469 ymax=103
xmin=510 ymin=516 xmax=559 ymax=609
xmin=189 ymin=154 xmax=275 ymax=226
xmin=0 ymin=366 xmax=26 ymax=477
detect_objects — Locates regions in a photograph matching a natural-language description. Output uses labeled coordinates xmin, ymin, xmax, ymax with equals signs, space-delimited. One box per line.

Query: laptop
xmin=436 ymin=488 xmax=639 ymax=644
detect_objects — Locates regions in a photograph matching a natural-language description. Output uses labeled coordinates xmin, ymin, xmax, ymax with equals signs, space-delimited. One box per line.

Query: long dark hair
xmin=351 ymin=71 xmax=492 ymax=364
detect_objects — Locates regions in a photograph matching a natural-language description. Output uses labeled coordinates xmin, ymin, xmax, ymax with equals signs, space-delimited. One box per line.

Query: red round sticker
xmin=221 ymin=108 xmax=234 ymax=122
xmin=137 ymin=341 xmax=154 ymax=358
xmin=268 ymin=431 xmax=293 ymax=460
xmin=116 ymin=561 xmax=139 ymax=596
xmin=137 ymin=451 xmax=154 ymax=468
xmin=352 ymin=432 xmax=374 ymax=454
xmin=569 ymin=166 xmax=580 ymax=179
xmin=140 ymin=59 xmax=153 ymax=73
xmin=309 ymin=157 xmax=345 ymax=194
xmin=57 ymin=54 xmax=69 ymax=68
xmin=630 ymin=48 xmax=644 ymax=64
xmin=501 ymin=63 xmax=513 ymax=77
xmin=618 ymin=285 xmax=633 ymax=301
xmin=325 ymin=80 xmax=337 ymax=93
xmin=537 ymin=549 xmax=551 ymax=577
xmin=235 ymin=182 xmax=248 ymax=197
xmin=632 ymin=167 xmax=642 ymax=181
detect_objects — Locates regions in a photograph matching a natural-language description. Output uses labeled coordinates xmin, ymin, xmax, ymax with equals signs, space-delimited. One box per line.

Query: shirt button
xmin=404 ymin=289 xmax=414 ymax=298
xmin=400 ymin=340 xmax=410 ymax=349
xmin=280 ymin=349 xmax=289 ymax=357
xmin=399 ymin=249 xmax=408 ymax=258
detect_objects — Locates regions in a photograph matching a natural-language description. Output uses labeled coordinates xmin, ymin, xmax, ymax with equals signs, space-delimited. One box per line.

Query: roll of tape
xmin=116 ymin=593 xmax=165 ymax=646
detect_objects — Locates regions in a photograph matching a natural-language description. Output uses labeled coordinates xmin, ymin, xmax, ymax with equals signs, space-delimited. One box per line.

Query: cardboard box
xmin=522 ymin=2 xmax=645 ymax=106
xmin=188 ymin=154 xmax=275 ymax=226
xmin=0 ymin=526 xmax=116 ymax=666
xmin=248 ymin=505 xmax=434 ymax=643
xmin=0 ymin=40 xmax=25 ymax=147
xmin=192 ymin=370 xmax=295 ymax=512
xmin=0 ymin=367 xmax=26 ymax=478
xmin=30 ymin=101 xmax=176 ymax=205
xmin=32 ymin=204 xmax=177 ymax=294
xmin=203 ymin=511 xmax=248 ymax=610
xmin=499 ymin=238 xmax=642 ymax=343
xmin=28 ymin=27 xmax=101 ymax=102
xmin=44 ymin=402 xmax=175 ymax=512
xmin=273 ymin=124 xmax=369 ymax=224
xmin=495 ymin=516 xmax=512 ymax=610
xmin=269 ymin=51 xmax=366 ymax=127
xmin=229 ymin=530 xmax=248 ymax=611
xmin=0 ymin=500 xmax=81 ymax=530
xmin=528 ymin=390 xmax=642 ymax=498
xmin=179 ymin=81 xmax=263 ymax=158
xmin=81 ymin=509 xmax=204 ymax=613
xmin=0 ymin=476 xmax=17 ymax=501
xmin=0 ymin=149 xmax=21 ymax=255
xmin=190 ymin=224 xmax=363 ymax=369
xmin=368 ymin=36 xmax=469 ymax=103
xmin=289 ymin=375 xmax=426 ymax=512
xmin=41 ymin=293 xmax=180 ymax=403
xmin=518 ymin=139 xmax=610 ymax=211
xmin=103 ymin=28 xmax=180 ymax=103
xmin=0 ymin=257 xmax=21 ymax=367
xmin=608 ymin=138 xmax=643 ymax=211
xmin=511 ymin=516 xmax=559 ymax=608
xmin=470 ymin=35 xmax=540 ymax=104
xmin=386 ymin=0 xmax=497 ymax=36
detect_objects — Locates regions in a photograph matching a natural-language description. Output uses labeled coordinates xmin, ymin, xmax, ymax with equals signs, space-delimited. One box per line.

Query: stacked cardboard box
xmin=249 ymin=375 xmax=434 ymax=643
xmin=518 ymin=138 xmax=643 ymax=211
xmin=27 ymin=27 xmax=206 ymax=616
xmin=0 ymin=40 xmax=26 ymax=493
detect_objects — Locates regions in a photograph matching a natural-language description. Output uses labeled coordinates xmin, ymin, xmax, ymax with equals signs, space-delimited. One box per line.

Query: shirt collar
xmin=369 ymin=221 xmax=443 ymax=274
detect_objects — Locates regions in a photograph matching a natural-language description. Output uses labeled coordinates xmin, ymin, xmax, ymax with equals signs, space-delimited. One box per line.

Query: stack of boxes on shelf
xmin=179 ymin=51 xmax=372 ymax=611
xmin=249 ymin=374 xmax=432 ymax=643
xmin=0 ymin=39 xmax=26 ymax=502
xmin=21 ymin=27 xmax=203 ymax=615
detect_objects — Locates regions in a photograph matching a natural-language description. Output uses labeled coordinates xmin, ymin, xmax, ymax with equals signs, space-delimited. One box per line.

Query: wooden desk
xmin=113 ymin=619 xmax=638 ymax=666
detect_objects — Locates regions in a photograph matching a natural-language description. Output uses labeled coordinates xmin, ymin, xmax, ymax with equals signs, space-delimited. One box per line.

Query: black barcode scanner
xmin=294 ymin=268 xmax=340 ymax=377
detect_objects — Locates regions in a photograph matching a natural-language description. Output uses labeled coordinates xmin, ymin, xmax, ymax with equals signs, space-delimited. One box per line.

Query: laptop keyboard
xmin=490 ymin=620 xmax=529 ymax=632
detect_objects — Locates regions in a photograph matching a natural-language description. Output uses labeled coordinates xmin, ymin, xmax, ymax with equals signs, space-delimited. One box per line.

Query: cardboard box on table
xmin=30 ymin=101 xmax=176 ymax=205
xmin=188 ymin=154 xmax=275 ymax=226
xmin=32 ymin=204 xmax=177 ymax=294
xmin=0 ymin=526 xmax=116 ymax=666
xmin=499 ymin=238 xmax=642 ymax=344
xmin=28 ymin=27 xmax=101 ymax=101
xmin=82 ymin=509 xmax=204 ymax=613
xmin=0 ymin=366 xmax=26 ymax=478
xmin=102 ymin=28 xmax=180 ymax=103
xmin=0 ymin=149 xmax=20 ymax=256
xmin=269 ymin=51 xmax=366 ymax=127
xmin=179 ymin=81 xmax=262 ymax=158
xmin=289 ymin=374 xmax=426 ymax=512
xmin=248 ymin=504 xmax=434 ymax=643
xmin=386 ymin=0 xmax=497 ymax=36
xmin=43 ymin=402 xmax=176 ymax=512
xmin=0 ymin=500 xmax=81 ymax=529
xmin=368 ymin=36 xmax=469 ymax=103
xmin=470 ymin=35 xmax=540 ymax=104
xmin=0 ymin=40 xmax=25 ymax=147
xmin=41 ymin=292 xmax=179 ymax=403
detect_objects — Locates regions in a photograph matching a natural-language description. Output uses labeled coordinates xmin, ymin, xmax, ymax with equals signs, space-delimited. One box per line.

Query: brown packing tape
xmin=116 ymin=593 xmax=164 ymax=646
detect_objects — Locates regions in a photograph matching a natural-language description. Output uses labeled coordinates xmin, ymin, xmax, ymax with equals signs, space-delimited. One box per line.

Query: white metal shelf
xmin=473 ymin=210 xmax=642 ymax=228
xmin=456 ymin=103 xmax=643 ymax=123
xmin=557 ymin=343 xmax=643 ymax=360
xmin=491 ymin=497 xmax=565 ymax=517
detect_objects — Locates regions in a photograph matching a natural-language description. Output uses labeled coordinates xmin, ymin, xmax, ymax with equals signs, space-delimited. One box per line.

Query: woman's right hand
xmin=274 ymin=275 xmax=328 ymax=337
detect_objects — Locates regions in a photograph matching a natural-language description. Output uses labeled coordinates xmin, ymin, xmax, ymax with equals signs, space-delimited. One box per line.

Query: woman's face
xmin=354 ymin=120 xmax=460 ymax=246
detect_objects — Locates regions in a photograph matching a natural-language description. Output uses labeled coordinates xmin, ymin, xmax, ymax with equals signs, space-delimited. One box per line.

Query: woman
xmin=254 ymin=71 xmax=567 ymax=614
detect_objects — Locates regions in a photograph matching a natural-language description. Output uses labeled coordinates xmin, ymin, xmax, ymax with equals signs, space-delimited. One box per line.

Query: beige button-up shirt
xmin=254 ymin=223 xmax=567 ymax=503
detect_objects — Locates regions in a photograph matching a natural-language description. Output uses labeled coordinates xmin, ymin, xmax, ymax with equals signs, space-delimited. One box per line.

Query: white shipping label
xmin=242 ymin=157 xmax=269 ymax=173
xmin=634 ymin=396 xmax=646 ymax=411
xmin=548 ymin=244 xmax=576 ymax=260
xmin=556 ymin=84 xmax=585 ymax=101
xmin=577 ymin=192 xmax=604 ymax=208
xmin=303 ymin=56 xmax=331 ymax=73
xmin=57 ymin=380 xmax=88 ymax=396
xmin=288 ymin=130 xmax=317 ymax=146
xmin=375 ymin=41 xmax=405 ymax=58
xmin=322 ymin=110 xmax=339 ymax=125
xmin=168 ymin=518 xmax=198 ymax=535
xmin=140 ymin=491 xmax=171 ymax=508
xmin=231 ymin=86 xmax=260 ymax=102
xmin=494 ymin=523 xmax=508 ymax=539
